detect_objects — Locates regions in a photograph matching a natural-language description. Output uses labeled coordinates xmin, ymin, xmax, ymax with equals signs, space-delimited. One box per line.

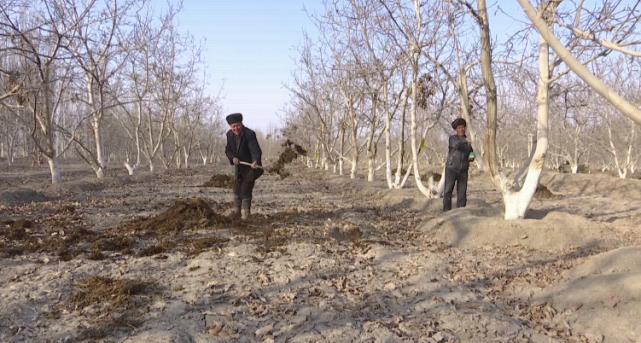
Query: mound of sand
xmin=533 ymin=246 xmax=641 ymax=343
xmin=419 ymin=209 xmax=620 ymax=252
xmin=541 ymin=172 xmax=641 ymax=201
xmin=0 ymin=187 xmax=49 ymax=205
xmin=380 ymin=187 xmax=492 ymax=213
xmin=51 ymin=180 xmax=104 ymax=193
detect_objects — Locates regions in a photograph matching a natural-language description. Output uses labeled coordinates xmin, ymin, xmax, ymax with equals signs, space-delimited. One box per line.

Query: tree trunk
xmin=384 ymin=104 xmax=393 ymax=188
xmin=503 ymin=32 xmax=550 ymax=219
xmin=478 ymin=0 xmax=499 ymax=179
xmin=183 ymin=146 xmax=190 ymax=169
xmin=339 ymin=125 xmax=345 ymax=176
xmin=87 ymin=76 xmax=106 ymax=178
xmin=395 ymin=98 xmax=407 ymax=187
xmin=478 ymin=0 xmax=551 ymax=219
xmin=458 ymin=68 xmax=484 ymax=171
xmin=366 ymin=121 xmax=376 ymax=182
xmin=409 ymin=59 xmax=434 ymax=198
xmin=91 ymin=115 xmax=106 ymax=178
xmin=350 ymin=110 xmax=358 ymax=180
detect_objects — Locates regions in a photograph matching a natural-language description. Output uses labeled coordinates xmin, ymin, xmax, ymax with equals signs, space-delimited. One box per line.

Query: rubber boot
xmin=233 ymin=195 xmax=242 ymax=218
xmin=241 ymin=198 xmax=251 ymax=220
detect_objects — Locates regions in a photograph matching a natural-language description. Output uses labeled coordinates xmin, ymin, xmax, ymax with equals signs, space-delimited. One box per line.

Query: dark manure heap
xmin=201 ymin=174 xmax=235 ymax=188
xmin=119 ymin=198 xmax=230 ymax=235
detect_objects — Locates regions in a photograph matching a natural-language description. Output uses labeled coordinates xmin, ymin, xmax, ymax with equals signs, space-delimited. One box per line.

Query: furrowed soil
xmin=1 ymin=162 xmax=640 ymax=343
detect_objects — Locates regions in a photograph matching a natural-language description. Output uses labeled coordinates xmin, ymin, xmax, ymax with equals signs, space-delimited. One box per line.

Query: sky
xmin=145 ymin=0 xmax=562 ymax=132
xmin=149 ymin=0 xmax=325 ymax=132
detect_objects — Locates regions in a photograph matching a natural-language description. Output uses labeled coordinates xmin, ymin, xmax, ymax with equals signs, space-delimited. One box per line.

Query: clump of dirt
xmin=421 ymin=172 xmax=442 ymax=182
xmin=177 ymin=236 xmax=229 ymax=255
xmin=392 ymin=168 xmax=407 ymax=175
xmin=55 ymin=205 xmax=76 ymax=215
xmin=266 ymin=139 xmax=308 ymax=179
xmin=201 ymin=174 xmax=234 ymax=188
xmin=119 ymin=198 xmax=229 ymax=235
xmin=346 ymin=226 xmax=363 ymax=241
xmin=89 ymin=249 xmax=105 ymax=260
xmin=69 ymin=276 xmax=154 ymax=310
xmin=77 ymin=311 xmax=144 ymax=340
xmin=136 ymin=245 xmax=165 ymax=257
xmin=0 ymin=217 xmax=99 ymax=259
xmin=5 ymin=226 xmax=28 ymax=240
xmin=535 ymin=183 xmax=558 ymax=199
xmin=91 ymin=236 xmax=133 ymax=253
xmin=63 ymin=227 xmax=97 ymax=244
xmin=5 ymin=219 xmax=34 ymax=229
xmin=283 ymin=139 xmax=307 ymax=156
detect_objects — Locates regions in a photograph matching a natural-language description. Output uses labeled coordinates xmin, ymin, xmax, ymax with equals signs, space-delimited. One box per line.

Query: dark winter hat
xmin=451 ymin=117 xmax=466 ymax=129
xmin=226 ymin=113 xmax=243 ymax=125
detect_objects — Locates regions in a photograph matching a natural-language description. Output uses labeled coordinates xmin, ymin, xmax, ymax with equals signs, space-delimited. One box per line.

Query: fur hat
xmin=451 ymin=117 xmax=466 ymax=129
xmin=226 ymin=113 xmax=243 ymax=125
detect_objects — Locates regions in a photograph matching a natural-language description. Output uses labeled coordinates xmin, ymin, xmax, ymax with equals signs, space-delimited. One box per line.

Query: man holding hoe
xmin=224 ymin=113 xmax=263 ymax=220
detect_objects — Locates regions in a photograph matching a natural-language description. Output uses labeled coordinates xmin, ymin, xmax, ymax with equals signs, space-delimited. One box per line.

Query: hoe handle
xmin=238 ymin=161 xmax=265 ymax=169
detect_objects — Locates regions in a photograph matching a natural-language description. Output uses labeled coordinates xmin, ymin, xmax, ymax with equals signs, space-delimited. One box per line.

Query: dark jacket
xmin=225 ymin=126 xmax=264 ymax=179
xmin=446 ymin=134 xmax=474 ymax=172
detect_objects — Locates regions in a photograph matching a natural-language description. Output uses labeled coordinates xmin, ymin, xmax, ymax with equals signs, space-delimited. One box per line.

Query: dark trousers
xmin=443 ymin=167 xmax=468 ymax=211
xmin=234 ymin=166 xmax=255 ymax=201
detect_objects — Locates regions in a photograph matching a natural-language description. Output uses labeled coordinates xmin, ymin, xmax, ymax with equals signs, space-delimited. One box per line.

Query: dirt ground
xmin=1 ymin=161 xmax=640 ymax=343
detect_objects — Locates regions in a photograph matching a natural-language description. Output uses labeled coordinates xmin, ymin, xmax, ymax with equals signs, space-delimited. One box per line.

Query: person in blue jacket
xmin=443 ymin=117 xmax=475 ymax=211
xmin=224 ymin=113 xmax=263 ymax=220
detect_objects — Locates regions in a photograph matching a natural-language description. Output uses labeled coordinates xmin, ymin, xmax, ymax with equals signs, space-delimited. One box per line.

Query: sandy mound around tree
xmin=541 ymin=172 xmax=641 ymax=200
xmin=0 ymin=187 xmax=49 ymax=205
xmin=533 ymin=246 xmax=641 ymax=343
xmin=419 ymin=207 xmax=620 ymax=252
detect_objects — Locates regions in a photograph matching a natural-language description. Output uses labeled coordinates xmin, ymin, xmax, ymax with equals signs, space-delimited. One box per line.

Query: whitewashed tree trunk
xmin=367 ymin=158 xmax=375 ymax=181
xmin=435 ymin=165 xmax=446 ymax=197
xmin=183 ymin=146 xmax=190 ymax=169
xmin=479 ymin=0 xmax=551 ymax=220
xmin=501 ymin=30 xmax=551 ymax=220
xmin=366 ymin=119 xmax=376 ymax=181
xmin=123 ymin=105 xmax=142 ymax=175
xmin=91 ymin=114 xmax=106 ymax=178
xmin=47 ymin=155 xmax=61 ymax=184
xmin=349 ymin=108 xmax=358 ymax=179
xmin=384 ymin=102 xmax=394 ymax=188
xmin=124 ymin=156 xmax=137 ymax=175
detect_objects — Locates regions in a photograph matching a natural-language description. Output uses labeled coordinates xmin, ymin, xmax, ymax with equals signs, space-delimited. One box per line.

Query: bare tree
xmin=518 ymin=0 xmax=641 ymax=125
xmin=64 ymin=0 xmax=144 ymax=178
xmin=377 ymin=0 xmax=449 ymax=196
xmin=0 ymin=0 xmax=94 ymax=183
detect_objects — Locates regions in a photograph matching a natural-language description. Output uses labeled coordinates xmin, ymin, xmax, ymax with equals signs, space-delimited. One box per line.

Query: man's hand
xmin=251 ymin=161 xmax=257 ymax=169
xmin=465 ymin=137 xmax=472 ymax=145
xmin=232 ymin=157 xmax=239 ymax=165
